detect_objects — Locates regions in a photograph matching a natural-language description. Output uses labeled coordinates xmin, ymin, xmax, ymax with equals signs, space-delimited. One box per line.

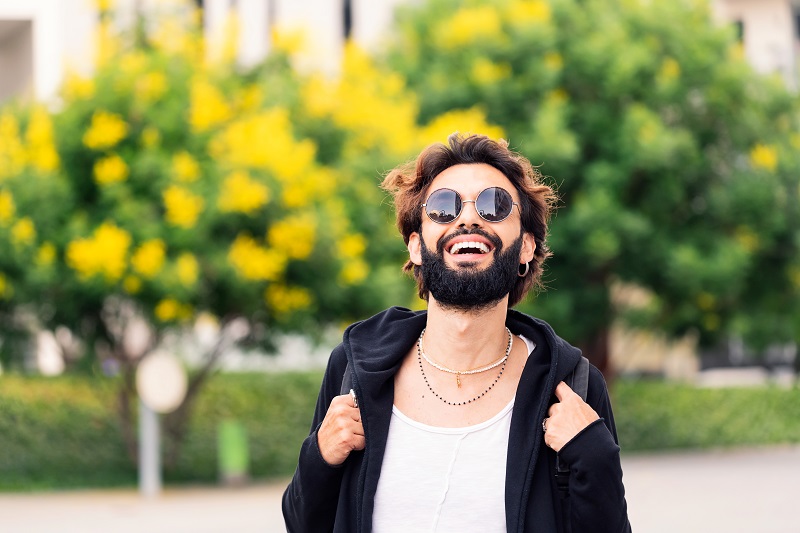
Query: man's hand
xmin=542 ymin=381 xmax=599 ymax=453
xmin=317 ymin=392 xmax=365 ymax=466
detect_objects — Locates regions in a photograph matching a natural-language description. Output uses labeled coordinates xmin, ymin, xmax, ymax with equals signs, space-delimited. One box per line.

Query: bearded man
xmin=283 ymin=134 xmax=631 ymax=533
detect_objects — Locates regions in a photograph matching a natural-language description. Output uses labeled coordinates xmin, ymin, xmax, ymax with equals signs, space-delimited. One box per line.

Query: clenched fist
xmin=542 ymin=381 xmax=599 ymax=452
xmin=317 ymin=391 xmax=365 ymax=466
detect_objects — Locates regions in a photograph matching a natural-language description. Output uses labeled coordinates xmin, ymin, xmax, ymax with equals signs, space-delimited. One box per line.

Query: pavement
xmin=0 ymin=445 xmax=798 ymax=532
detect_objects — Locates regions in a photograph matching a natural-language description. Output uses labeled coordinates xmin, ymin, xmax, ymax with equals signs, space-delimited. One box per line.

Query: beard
xmin=419 ymin=229 xmax=523 ymax=313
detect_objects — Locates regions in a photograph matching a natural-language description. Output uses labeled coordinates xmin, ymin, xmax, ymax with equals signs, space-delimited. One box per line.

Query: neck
xmin=422 ymin=295 xmax=511 ymax=370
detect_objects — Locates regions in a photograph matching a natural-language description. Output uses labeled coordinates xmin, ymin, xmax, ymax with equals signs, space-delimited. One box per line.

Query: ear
xmin=520 ymin=233 xmax=536 ymax=265
xmin=408 ymin=232 xmax=423 ymax=266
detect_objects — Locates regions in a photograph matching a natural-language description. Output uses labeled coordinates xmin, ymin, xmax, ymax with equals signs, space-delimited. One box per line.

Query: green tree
xmin=387 ymin=0 xmax=800 ymax=374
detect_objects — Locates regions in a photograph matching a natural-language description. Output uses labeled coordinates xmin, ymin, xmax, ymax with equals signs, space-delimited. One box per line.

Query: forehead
xmin=427 ymin=163 xmax=518 ymax=199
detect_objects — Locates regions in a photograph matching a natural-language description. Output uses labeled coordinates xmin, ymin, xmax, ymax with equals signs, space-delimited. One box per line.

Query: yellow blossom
xmin=268 ymin=214 xmax=317 ymax=260
xmin=281 ymin=167 xmax=336 ymax=208
xmin=544 ymin=52 xmax=563 ymax=71
xmin=695 ymin=292 xmax=715 ymax=311
xmin=66 ymin=222 xmax=132 ymax=282
xmin=131 ymin=239 xmax=166 ymax=278
xmin=120 ymin=51 xmax=147 ymax=76
xmin=163 ymin=185 xmax=204 ymax=228
xmin=789 ymin=266 xmax=800 ymax=289
xmin=36 ymin=242 xmax=56 ymax=266
xmin=657 ymin=57 xmax=681 ymax=84
xmin=750 ymin=144 xmax=778 ymax=172
xmin=189 ymin=78 xmax=231 ymax=132
xmin=0 ymin=112 xmax=26 ymax=178
xmin=0 ymin=273 xmax=12 ymax=299
xmin=83 ymin=111 xmax=128 ymax=150
xmin=94 ymin=20 xmax=120 ymax=66
xmin=339 ymin=259 xmax=369 ymax=285
xmin=735 ymin=226 xmax=759 ymax=252
xmin=11 ymin=217 xmax=36 ymax=247
xmin=25 ymin=107 xmax=60 ymax=172
xmin=435 ymin=6 xmax=504 ymax=49
xmin=419 ymin=108 xmax=505 ymax=147
xmin=338 ymin=233 xmax=366 ymax=259
xmin=227 ymin=234 xmax=287 ymax=281
xmin=155 ymin=298 xmax=181 ymax=322
xmin=507 ymin=0 xmax=552 ymax=26
xmin=0 ymin=190 xmax=15 ymax=223
xmin=135 ymin=71 xmax=168 ymax=103
xmin=123 ymin=275 xmax=142 ymax=294
xmin=176 ymin=253 xmax=199 ymax=286
xmin=62 ymin=71 xmax=95 ymax=101
xmin=471 ymin=58 xmax=511 ymax=85
xmin=271 ymin=27 xmax=306 ymax=55
xmin=237 ymin=85 xmax=263 ymax=113
xmin=172 ymin=151 xmax=201 ymax=182
xmin=94 ymin=154 xmax=129 ymax=185
xmin=217 ymin=171 xmax=270 ymax=213
xmin=265 ymin=284 xmax=312 ymax=317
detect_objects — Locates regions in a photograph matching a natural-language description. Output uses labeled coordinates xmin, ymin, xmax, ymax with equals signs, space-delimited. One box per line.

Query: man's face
xmin=407 ymin=163 xmax=536 ymax=310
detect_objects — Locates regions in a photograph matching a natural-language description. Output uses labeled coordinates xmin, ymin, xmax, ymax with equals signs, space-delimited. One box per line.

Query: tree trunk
xmin=578 ymin=326 xmax=613 ymax=382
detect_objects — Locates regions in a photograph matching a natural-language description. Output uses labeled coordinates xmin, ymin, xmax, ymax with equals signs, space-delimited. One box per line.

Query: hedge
xmin=1 ymin=373 xmax=798 ymax=490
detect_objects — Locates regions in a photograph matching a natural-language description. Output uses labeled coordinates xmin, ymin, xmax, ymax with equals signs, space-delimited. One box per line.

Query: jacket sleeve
xmin=557 ymin=366 xmax=632 ymax=533
xmin=282 ymin=345 xmax=349 ymax=533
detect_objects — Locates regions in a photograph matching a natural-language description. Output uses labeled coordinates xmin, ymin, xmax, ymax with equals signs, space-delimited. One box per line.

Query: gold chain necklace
xmin=418 ymin=327 xmax=512 ymax=387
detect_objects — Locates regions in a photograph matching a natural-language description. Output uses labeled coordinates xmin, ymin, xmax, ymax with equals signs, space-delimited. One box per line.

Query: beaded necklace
xmin=417 ymin=328 xmax=513 ymax=406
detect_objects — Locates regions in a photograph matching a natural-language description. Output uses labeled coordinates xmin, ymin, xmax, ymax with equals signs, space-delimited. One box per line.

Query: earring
xmin=518 ymin=262 xmax=530 ymax=277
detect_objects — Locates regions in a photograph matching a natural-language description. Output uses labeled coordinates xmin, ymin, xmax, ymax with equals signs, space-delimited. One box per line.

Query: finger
xmin=352 ymin=435 xmax=366 ymax=451
xmin=554 ymin=381 xmax=574 ymax=402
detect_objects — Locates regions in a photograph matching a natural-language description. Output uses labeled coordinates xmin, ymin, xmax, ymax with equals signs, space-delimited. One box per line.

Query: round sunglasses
xmin=422 ymin=187 xmax=521 ymax=224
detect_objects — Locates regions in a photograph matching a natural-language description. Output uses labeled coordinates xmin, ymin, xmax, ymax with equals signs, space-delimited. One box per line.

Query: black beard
xmin=420 ymin=229 xmax=523 ymax=313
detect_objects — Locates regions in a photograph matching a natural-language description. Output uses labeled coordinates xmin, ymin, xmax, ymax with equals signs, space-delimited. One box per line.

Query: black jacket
xmin=283 ymin=307 xmax=631 ymax=532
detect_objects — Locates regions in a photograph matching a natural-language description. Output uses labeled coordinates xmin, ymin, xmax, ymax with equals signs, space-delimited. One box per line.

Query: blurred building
xmin=2 ymin=0 xmax=796 ymax=105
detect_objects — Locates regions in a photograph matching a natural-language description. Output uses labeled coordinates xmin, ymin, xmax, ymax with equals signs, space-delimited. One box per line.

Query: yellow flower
xmin=339 ymin=259 xmax=369 ymax=285
xmin=338 ymin=233 xmax=366 ymax=259
xmin=735 ymin=226 xmax=759 ymax=252
xmin=189 ymin=78 xmax=231 ymax=132
xmin=419 ymin=108 xmax=505 ymax=147
xmin=11 ymin=217 xmax=36 ymax=247
xmin=172 ymin=151 xmax=200 ymax=182
xmin=435 ymin=6 xmax=504 ymax=49
xmin=271 ymin=27 xmax=306 ymax=55
xmin=507 ymin=0 xmax=551 ymax=26
xmin=25 ymin=106 xmax=60 ymax=172
xmin=544 ymin=52 xmax=563 ymax=71
xmin=131 ymin=239 xmax=166 ymax=278
xmin=123 ymin=275 xmax=142 ymax=294
xmin=237 ymin=85 xmax=263 ymax=113
xmin=750 ymin=144 xmax=778 ymax=172
xmin=94 ymin=154 xmax=129 ymax=185
xmin=136 ymin=71 xmax=168 ymax=103
xmin=471 ymin=58 xmax=511 ymax=85
xmin=176 ymin=252 xmax=199 ymax=286
xmin=217 ymin=171 xmax=270 ymax=214
xmin=155 ymin=298 xmax=181 ymax=322
xmin=0 ymin=111 xmax=26 ymax=178
xmin=163 ymin=185 xmax=204 ymax=228
xmin=265 ymin=284 xmax=312 ymax=317
xmin=282 ymin=167 xmax=336 ymax=208
xmin=657 ymin=57 xmax=681 ymax=84
xmin=36 ymin=242 xmax=56 ymax=266
xmin=83 ymin=111 xmax=128 ymax=150
xmin=268 ymin=214 xmax=316 ymax=260
xmin=227 ymin=234 xmax=287 ymax=281
xmin=66 ymin=222 xmax=132 ymax=282
xmin=695 ymin=292 xmax=715 ymax=311
xmin=62 ymin=71 xmax=95 ymax=101
xmin=0 ymin=190 xmax=15 ymax=223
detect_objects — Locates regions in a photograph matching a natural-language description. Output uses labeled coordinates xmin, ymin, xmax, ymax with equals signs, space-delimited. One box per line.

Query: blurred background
xmin=0 ymin=0 xmax=798 ymax=531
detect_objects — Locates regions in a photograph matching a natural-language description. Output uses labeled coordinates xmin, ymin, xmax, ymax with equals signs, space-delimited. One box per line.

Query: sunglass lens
xmin=425 ymin=189 xmax=460 ymax=223
xmin=476 ymin=187 xmax=514 ymax=222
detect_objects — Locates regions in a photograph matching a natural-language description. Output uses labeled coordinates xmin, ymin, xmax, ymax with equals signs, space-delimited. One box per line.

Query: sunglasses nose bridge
xmin=457 ymin=199 xmax=484 ymax=226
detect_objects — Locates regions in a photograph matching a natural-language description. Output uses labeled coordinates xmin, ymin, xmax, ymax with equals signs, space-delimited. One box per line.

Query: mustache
xmin=436 ymin=228 xmax=503 ymax=255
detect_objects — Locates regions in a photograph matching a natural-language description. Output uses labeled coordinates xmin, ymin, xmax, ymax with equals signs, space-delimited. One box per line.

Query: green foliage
xmin=387 ymin=0 xmax=800 ymax=352
xmin=613 ymin=379 xmax=800 ymax=451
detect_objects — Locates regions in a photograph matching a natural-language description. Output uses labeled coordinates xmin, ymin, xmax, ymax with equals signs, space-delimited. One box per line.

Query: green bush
xmin=2 ymin=373 xmax=798 ymax=491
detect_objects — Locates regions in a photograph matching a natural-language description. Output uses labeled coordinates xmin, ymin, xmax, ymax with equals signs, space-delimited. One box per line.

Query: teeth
xmin=450 ymin=241 xmax=490 ymax=254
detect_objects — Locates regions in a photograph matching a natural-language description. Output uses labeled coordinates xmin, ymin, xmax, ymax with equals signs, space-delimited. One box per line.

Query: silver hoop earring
xmin=518 ymin=262 xmax=530 ymax=277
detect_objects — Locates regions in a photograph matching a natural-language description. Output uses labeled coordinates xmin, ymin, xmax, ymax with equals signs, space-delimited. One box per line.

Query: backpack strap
xmin=555 ymin=356 xmax=590 ymax=495
xmin=340 ymin=361 xmax=353 ymax=396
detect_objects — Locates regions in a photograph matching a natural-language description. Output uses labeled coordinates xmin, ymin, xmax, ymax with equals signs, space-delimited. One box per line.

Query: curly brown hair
xmin=381 ymin=133 xmax=558 ymax=307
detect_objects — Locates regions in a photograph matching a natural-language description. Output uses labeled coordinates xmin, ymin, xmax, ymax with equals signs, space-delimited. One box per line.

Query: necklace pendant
xmin=457 ymin=373 xmax=461 ymax=388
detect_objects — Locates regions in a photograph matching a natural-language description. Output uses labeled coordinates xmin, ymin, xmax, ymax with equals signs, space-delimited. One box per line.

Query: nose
xmin=457 ymin=199 xmax=483 ymax=228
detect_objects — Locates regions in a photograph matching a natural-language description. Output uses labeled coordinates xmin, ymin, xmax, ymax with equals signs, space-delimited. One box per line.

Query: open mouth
xmin=449 ymin=241 xmax=492 ymax=255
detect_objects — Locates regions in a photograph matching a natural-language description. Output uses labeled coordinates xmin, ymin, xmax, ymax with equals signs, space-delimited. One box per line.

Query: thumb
xmin=554 ymin=381 xmax=574 ymax=402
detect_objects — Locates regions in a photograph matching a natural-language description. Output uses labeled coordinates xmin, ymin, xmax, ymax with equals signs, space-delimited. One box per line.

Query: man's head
xmin=381 ymin=133 xmax=556 ymax=308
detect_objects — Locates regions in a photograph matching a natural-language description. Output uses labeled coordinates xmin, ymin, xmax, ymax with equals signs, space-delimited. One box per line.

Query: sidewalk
xmin=0 ymin=445 xmax=798 ymax=532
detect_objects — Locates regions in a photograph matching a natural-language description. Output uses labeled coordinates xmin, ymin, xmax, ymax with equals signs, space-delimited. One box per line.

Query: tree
xmin=0 ymin=5 xmax=506 ymax=467
xmin=386 ymin=0 xmax=800 ymax=374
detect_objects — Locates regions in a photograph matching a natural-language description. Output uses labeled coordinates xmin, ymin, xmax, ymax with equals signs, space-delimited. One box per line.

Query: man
xmin=282 ymin=134 xmax=631 ymax=532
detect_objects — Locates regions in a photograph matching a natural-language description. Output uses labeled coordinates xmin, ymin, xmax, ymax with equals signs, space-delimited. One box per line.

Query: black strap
xmin=555 ymin=356 xmax=590 ymax=495
xmin=341 ymin=361 xmax=353 ymax=396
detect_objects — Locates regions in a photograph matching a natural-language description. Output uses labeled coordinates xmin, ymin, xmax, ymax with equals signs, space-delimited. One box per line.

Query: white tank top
xmin=372 ymin=335 xmax=535 ymax=533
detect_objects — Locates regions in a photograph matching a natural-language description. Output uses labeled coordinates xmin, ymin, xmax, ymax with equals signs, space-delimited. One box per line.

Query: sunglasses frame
xmin=422 ymin=187 xmax=521 ymax=224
